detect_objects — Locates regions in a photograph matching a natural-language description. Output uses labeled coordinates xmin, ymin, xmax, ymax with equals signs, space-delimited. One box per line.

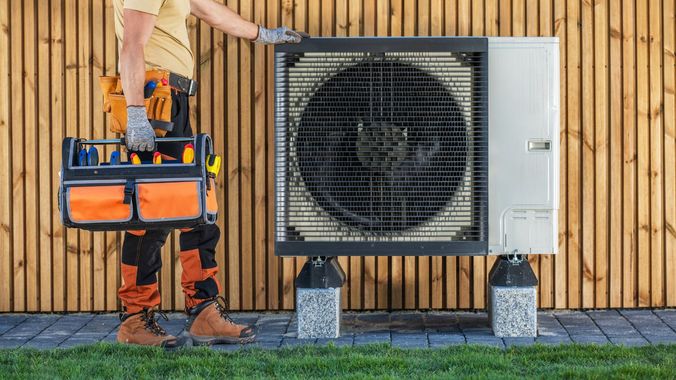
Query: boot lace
xmin=141 ymin=309 xmax=169 ymax=336
xmin=213 ymin=296 xmax=236 ymax=324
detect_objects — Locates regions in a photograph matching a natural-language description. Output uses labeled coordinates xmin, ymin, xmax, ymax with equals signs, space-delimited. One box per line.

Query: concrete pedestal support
xmin=295 ymin=257 xmax=346 ymax=339
xmin=488 ymin=255 xmax=538 ymax=337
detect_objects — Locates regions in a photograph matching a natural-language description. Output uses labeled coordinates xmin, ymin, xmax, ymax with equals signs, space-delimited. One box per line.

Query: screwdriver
xmin=130 ymin=153 xmax=141 ymax=165
xmin=152 ymin=151 xmax=162 ymax=165
xmin=87 ymin=146 xmax=99 ymax=166
xmin=182 ymin=143 xmax=195 ymax=164
xmin=78 ymin=149 xmax=88 ymax=166
xmin=109 ymin=151 xmax=120 ymax=165
xmin=143 ymin=80 xmax=158 ymax=98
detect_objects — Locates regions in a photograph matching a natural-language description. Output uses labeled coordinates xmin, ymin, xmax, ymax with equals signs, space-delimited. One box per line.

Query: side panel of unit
xmin=487 ymin=37 xmax=560 ymax=255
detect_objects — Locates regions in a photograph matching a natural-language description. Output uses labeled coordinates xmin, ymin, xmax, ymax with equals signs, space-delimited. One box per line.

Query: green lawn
xmin=1 ymin=343 xmax=674 ymax=379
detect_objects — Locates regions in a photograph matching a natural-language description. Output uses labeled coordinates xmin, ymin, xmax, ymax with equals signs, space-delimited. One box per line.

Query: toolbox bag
xmin=99 ymin=69 xmax=174 ymax=136
xmin=59 ymin=134 xmax=218 ymax=231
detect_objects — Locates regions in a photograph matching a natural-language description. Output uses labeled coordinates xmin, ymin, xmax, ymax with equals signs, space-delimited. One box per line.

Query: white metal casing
xmin=487 ymin=37 xmax=560 ymax=255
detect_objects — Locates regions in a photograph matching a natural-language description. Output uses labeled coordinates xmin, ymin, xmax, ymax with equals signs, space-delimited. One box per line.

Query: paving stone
xmin=609 ymin=337 xmax=650 ymax=347
xmin=0 ymin=315 xmax=30 ymax=327
xmin=23 ymin=337 xmax=63 ymax=350
xmin=354 ymin=331 xmax=391 ymax=346
xmin=653 ymin=310 xmax=676 ymax=331
xmin=0 ymin=337 xmax=29 ymax=348
xmin=535 ymin=336 xmax=573 ymax=345
xmin=57 ymin=338 xmax=100 ymax=348
xmin=570 ymin=335 xmax=610 ymax=344
xmin=428 ymin=333 xmax=465 ymax=346
xmin=316 ymin=336 xmax=354 ymax=347
xmin=3 ymin=315 xmax=62 ymax=338
xmin=462 ymin=328 xmax=494 ymax=337
xmin=280 ymin=338 xmax=316 ymax=347
xmin=211 ymin=344 xmax=242 ymax=351
xmin=392 ymin=339 xmax=428 ymax=349
xmin=642 ymin=334 xmax=676 ymax=345
xmin=465 ymin=336 xmax=505 ymax=349
xmin=503 ymin=337 xmax=535 ymax=347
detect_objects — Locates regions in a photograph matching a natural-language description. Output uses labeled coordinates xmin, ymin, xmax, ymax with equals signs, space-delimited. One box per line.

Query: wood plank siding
xmin=0 ymin=0 xmax=674 ymax=311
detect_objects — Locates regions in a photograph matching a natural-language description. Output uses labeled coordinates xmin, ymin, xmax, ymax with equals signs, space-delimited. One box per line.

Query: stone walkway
xmin=0 ymin=309 xmax=674 ymax=350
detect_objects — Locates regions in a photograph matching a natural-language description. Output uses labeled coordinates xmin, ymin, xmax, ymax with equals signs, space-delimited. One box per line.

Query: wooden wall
xmin=0 ymin=0 xmax=674 ymax=312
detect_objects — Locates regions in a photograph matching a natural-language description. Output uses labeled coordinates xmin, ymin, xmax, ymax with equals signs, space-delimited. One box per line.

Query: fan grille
xmin=275 ymin=38 xmax=488 ymax=255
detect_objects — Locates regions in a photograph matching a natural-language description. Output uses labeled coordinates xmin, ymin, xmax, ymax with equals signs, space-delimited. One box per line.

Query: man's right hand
xmin=125 ymin=106 xmax=155 ymax=152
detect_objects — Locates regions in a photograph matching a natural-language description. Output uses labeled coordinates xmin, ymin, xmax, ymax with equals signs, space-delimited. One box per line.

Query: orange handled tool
xmin=182 ymin=143 xmax=195 ymax=164
xmin=153 ymin=151 xmax=162 ymax=165
xmin=130 ymin=153 xmax=141 ymax=165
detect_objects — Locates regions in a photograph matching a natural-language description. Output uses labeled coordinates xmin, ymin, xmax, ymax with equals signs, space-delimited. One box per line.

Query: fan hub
xmin=356 ymin=121 xmax=408 ymax=171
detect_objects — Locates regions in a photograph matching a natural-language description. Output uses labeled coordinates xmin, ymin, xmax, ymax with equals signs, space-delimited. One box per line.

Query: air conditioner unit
xmin=274 ymin=37 xmax=559 ymax=257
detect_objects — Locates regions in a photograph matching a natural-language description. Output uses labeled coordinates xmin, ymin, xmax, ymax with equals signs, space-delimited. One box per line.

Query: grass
xmin=0 ymin=343 xmax=674 ymax=379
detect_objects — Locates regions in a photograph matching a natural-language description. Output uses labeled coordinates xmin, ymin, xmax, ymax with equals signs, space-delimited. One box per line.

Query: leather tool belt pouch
xmin=59 ymin=134 xmax=218 ymax=231
xmin=99 ymin=69 xmax=175 ymax=137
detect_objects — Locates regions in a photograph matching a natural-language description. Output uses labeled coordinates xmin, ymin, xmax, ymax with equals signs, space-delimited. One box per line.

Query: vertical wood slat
xmin=636 ymin=0 xmax=650 ymax=307
xmin=609 ymin=0 xmax=623 ymax=309
xmin=0 ymin=0 xmax=675 ymax=312
xmin=622 ymin=0 xmax=638 ymax=308
xmin=581 ymin=0 xmax=596 ymax=309
xmin=567 ymin=0 xmax=582 ymax=309
xmin=10 ymin=0 xmax=25 ymax=313
xmin=553 ymin=0 xmax=567 ymax=309
xmin=537 ymin=0 xmax=553 ymax=309
xmin=664 ymin=0 xmax=676 ymax=308
xmin=647 ymin=0 xmax=663 ymax=307
xmin=0 ymin=0 xmax=11 ymax=312
xmin=23 ymin=0 xmax=38 ymax=312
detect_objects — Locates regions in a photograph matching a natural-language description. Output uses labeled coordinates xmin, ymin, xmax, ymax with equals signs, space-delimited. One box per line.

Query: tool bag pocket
xmin=65 ymin=184 xmax=134 ymax=225
xmin=136 ymin=181 xmax=202 ymax=222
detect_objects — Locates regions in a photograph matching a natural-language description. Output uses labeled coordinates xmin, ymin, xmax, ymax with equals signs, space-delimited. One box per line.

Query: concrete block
xmin=296 ymin=287 xmax=341 ymax=339
xmin=489 ymin=286 xmax=537 ymax=337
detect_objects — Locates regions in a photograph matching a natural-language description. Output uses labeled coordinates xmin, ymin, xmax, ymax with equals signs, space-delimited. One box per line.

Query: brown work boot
xmin=117 ymin=309 xmax=185 ymax=350
xmin=185 ymin=296 xmax=256 ymax=345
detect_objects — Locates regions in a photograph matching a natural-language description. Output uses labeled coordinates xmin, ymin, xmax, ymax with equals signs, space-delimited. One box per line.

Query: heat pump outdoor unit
xmin=275 ymin=37 xmax=559 ymax=258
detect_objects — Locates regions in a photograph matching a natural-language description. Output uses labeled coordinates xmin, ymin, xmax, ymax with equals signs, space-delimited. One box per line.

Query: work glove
xmin=253 ymin=26 xmax=309 ymax=44
xmin=125 ymin=106 xmax=155 ymax=152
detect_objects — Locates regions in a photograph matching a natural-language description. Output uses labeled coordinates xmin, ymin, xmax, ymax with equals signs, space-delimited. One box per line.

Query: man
xmin=113 ymin=0 xmax=305 ymax=349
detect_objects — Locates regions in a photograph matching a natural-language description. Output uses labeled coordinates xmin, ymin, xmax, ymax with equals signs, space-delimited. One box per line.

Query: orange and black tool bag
xmin=59 ymin=134 xmax=218 ymax=231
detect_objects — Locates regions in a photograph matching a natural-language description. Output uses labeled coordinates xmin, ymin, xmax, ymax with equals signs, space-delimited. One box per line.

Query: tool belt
xmin=98 ymin=69 xmax=198 ymax=137
xmin=59 ymin=134 xmax=217 ymax=231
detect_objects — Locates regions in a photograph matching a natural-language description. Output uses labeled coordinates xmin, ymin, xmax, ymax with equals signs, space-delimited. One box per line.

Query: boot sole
xmin=191 ymin=334 xmax=256 ymax=346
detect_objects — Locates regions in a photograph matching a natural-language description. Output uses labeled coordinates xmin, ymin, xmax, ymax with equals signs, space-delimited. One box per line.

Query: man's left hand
xmin=254 ymin=26 xmax=309 ymax=44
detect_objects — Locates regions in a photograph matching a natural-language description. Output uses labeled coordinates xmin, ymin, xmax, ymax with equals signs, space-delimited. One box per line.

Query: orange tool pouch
xmin=99 ymin=69 xmax=174 ymax=137
xmin=59 ymin=134 xmax=218 ymax=231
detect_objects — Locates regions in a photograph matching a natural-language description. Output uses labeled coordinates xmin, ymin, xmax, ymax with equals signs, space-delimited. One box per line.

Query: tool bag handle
xmin=77 ymin=136 xmax=195 ymax=146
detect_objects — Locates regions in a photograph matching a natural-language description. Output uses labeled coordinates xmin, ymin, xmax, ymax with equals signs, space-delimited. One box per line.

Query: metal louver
xmin=275 ymin=38 xmax=489 ymax=256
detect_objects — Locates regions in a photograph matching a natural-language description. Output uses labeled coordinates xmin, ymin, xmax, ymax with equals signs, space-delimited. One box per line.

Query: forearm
xmin=192 ymin=0 xmax=258 ymax=40
xmin=120 ymin=42 xmax=147 ymax=106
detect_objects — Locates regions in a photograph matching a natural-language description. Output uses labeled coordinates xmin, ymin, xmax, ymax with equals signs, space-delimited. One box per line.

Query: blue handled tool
xmin=109 ymin=151 xmax=120 ymax=165
xmin=143 ymin=80 xmax=158 ymax=98
xmin=87 ymin=146 xmax=99 ymax=166
xmin=78 ymin=149 xmax=87 ymax=166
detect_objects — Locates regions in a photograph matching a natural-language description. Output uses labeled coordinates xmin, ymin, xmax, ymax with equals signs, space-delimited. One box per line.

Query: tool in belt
xmin=99 ymin=69 xmax=198 ymax=137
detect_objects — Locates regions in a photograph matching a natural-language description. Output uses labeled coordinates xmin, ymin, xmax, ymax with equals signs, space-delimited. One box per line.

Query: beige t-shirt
xmin=113 ymin=0 xmax=194 ymax=78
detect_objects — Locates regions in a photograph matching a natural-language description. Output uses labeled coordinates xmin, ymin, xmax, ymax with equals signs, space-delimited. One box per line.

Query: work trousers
xmin=118 ymin=91 xmax=221 ymax=314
